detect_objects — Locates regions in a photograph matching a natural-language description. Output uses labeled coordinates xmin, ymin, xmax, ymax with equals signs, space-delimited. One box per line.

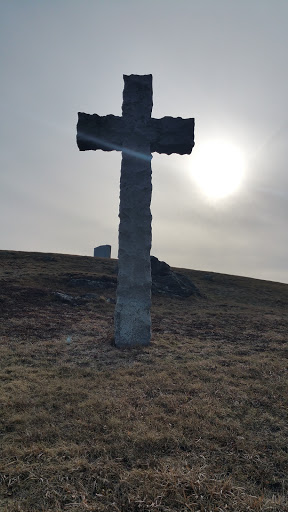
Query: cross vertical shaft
xmin=115 ymin=75 xmax=153 ymax=346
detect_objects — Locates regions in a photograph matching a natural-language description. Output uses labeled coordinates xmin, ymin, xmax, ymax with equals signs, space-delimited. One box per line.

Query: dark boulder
xmin=151 ymin=255 xmax=170 ymax=276
xmin=151 ymin=256 xmax=201 ymax=298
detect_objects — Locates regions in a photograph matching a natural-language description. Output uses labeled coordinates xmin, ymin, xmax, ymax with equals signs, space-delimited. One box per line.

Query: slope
xmin=0 ymin=250 xmax=287 ymax=511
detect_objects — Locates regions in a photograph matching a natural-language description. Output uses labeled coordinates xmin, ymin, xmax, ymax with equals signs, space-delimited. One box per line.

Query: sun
xmin=191 ymin=140 xmax=246 ymax=199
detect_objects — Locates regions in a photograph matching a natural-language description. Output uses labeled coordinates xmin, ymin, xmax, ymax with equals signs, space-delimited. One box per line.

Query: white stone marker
xmin=77 ymin=74 xmax=194 ymax=347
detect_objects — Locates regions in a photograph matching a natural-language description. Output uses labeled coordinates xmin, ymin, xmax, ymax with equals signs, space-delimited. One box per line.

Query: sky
xmin=1 ymin=0 xmax=288 ymax=283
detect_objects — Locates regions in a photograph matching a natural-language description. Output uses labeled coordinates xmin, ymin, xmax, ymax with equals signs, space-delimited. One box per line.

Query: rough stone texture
xmin=114 ymin=75 xmax=153 ymax=346
xmin=94 ymin=245 xmax=111 ymax=258
xmin=151 ymin=255 xmax=171 ymax=276
xmin=153 ymin=272 xmax=201 ymax=298
xmin=76 ymin=74 xmax=194 ymax=347
xmin=53 ymin=291 xmax=75 ymax=303
xmin=151 ymin=256 xmax=201 ymax=298
xmin=77 ymin=114 xmax=194 ymax=155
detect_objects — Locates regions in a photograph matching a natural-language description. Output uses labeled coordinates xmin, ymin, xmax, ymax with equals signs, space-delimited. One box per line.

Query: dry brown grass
xmin=0 ymin=250 xmax=287 ymax=511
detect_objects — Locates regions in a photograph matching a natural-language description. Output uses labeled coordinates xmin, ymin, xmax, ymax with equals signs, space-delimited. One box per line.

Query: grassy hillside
xmin=0 ymin=250 xmax=287 ymax=511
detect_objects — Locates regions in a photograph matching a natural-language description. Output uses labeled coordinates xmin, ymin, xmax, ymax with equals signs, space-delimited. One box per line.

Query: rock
xmin=106 ymin=297 xmax=116 ymax=304
xmin=151 ymin=256 xmax=201 ymax=298
xmin=53 ymin=292 xmax=76 ymax=303
xmin=94 ymin=245 xmax=111 ymax=258
xmin=151 ymin=255 xmax=170 ymax=276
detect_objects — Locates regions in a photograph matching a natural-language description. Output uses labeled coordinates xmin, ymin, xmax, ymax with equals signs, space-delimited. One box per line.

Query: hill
xmin=0 ymin=250 xmax=287 ymax=511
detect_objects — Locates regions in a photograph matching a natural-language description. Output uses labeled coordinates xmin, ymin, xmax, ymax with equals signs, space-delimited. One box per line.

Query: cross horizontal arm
xmin=77 ymin=112 xmax=194 ymax=155
xmin=77 ymin=113 xmax=125 ymax=151
xmin=149 ymin=117 xmax=194 ymax=155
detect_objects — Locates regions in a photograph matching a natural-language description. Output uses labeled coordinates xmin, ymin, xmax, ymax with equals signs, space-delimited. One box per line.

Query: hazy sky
xmin=1 ymin=1 xmax=288 ymax=283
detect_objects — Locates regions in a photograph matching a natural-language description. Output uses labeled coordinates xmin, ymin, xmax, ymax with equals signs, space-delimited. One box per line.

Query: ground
xmin=0 ymin=250 xmax=287 ymax=511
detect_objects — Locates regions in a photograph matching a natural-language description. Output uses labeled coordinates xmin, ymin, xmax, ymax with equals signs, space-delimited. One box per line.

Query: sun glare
xmin=191 ymin=140 xmax=246 ymax=199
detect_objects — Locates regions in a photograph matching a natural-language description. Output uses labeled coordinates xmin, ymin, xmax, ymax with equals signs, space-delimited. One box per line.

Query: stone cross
xmin=77 ymin=74 xmax=194 ymax=347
